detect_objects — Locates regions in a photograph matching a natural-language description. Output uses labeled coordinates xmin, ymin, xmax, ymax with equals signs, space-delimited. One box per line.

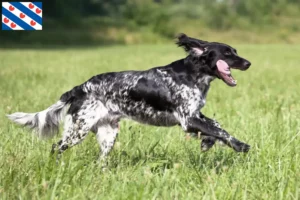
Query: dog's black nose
xmin=244 ymin=61 xmax=251 ymax=68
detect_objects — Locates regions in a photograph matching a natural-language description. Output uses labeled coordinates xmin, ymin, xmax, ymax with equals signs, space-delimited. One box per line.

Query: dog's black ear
xmin=176 ymin=33 xmax=209 ymax=56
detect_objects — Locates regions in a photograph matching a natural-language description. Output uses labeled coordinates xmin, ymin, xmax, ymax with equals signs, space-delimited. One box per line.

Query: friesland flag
xmin=2 ymin=2 xmax=42 ymax=30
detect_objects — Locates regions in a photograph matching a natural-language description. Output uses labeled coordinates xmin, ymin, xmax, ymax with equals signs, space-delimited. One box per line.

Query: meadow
xmin=0 ymin=44 xmax=299 ymax=199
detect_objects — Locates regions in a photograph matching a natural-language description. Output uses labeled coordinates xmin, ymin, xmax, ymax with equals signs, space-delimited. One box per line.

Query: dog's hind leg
xmin=51 ymin=99 xmax=104 ymax=158
xmin=95 ymin=121 xmax=119 ymax=161
xmin=51 ymin=114 xmax=97 ymax=160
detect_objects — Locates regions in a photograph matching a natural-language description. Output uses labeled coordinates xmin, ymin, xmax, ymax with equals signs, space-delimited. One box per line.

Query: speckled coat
xmin=8 ymin=34 xmax=251 ymax=160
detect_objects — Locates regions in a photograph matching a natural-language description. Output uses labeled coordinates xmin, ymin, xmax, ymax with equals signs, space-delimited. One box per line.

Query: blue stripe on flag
xmin=9 ymin=2 xmax=42 ymax=25
xmin=2 ymin=7 xmax=35 ymax=30
xmin=2 ymin=22 xmax=13 ymax=30
xmin=32 ymin=2 xmax=42 ymax=10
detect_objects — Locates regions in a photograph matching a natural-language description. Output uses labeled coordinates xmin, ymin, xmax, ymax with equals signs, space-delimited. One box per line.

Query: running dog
xmin=7 ymin=33 xmax=251 ymax=160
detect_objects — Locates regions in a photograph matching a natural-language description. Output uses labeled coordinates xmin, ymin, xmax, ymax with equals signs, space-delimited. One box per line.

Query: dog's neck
xmin=163 ymin=58 xmax=215 ymax=90
xmin=183 ymin=57 xmax=215 ymax=87
xmin=196 ymin=74 xmax=214 ymax=86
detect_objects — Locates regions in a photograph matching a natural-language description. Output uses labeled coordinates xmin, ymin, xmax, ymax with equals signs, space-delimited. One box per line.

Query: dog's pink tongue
xmin=217 ymin=60 xmax=230 ymax=75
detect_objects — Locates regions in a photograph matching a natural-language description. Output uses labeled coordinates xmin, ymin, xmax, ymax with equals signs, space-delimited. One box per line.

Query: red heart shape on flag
xmin=30 ymin=20 xmax=36 ymax=26
xmin=11 ymin=22 xmax=16 ymax=28
xmin=36 ymin=8 xmax=41 ymax=14
xmin=20 ymin=13 xmax=26 ymax=19
xmin=29 ymin=3 xmax=34 ymax=9
xmin=4 ymin=18 xmax=9 ymax=23
xmin=9 ymin=5 xmax=15 ymax=11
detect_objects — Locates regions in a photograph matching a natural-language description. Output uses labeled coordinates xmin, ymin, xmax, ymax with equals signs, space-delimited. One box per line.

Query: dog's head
xmin=177 ymin=33 xmax=251 ymax=87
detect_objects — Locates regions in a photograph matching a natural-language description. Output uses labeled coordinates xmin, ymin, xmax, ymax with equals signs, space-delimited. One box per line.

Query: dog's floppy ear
xmin=176 ymin=33 xmax=209 ymax=56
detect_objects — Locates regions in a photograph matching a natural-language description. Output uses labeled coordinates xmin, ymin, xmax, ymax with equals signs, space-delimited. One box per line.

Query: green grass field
xmin=0 ymin=44 xmax=299 ymax=200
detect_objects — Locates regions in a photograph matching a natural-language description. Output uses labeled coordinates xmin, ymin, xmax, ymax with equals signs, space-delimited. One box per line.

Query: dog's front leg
xmin=198 ymin=113 xmax=226 ymax=151
xmin=184 ymin=115 xmax=250 ymax=152
xmin=187 ymin=113 xmax=222 ymax=151
xmin=186 ymin=131 xmax=216 ymax=152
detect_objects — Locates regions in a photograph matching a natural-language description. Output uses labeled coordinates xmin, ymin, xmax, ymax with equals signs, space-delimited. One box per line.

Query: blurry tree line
xmin=43 ymin=0 xmax=300 ymax=30
xmin=1 ymin=0 xmax=300 ymax=46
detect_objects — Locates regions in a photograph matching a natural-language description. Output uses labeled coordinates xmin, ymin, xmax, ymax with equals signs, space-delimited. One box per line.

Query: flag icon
xmin=2 ymin=2 xmax=42 ymax=30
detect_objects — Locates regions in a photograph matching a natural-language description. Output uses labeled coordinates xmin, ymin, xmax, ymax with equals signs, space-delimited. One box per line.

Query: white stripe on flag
xmin=3 ymin=2 xmax=42 ymax=30
xmin=2 ymin=14 xmax=24 ymax=30
xmin=20 ymin=2 xmax=42 ymax=18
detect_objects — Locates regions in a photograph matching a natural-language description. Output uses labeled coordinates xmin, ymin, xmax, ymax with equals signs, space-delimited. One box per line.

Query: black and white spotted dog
xmin=8 ymin=34 xmax=251 ymax=160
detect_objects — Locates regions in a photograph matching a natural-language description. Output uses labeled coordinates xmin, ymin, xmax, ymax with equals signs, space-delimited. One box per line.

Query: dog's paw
xmin=201 ymin=137 xmax=216 ymax=152
xmin=232 ymin=141 xmax=250 ymax=153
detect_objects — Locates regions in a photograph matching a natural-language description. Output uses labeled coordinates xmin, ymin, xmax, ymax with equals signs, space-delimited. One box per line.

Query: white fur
xmin=191 ymin=47 xmax=204 ymax=56
xmin=7 ymin=112 xmax=37 ymax=125
xmin=7 ymin=100 xmax=67 ymax=138
xmin=96 ymin=125 xmax=118 ymax=158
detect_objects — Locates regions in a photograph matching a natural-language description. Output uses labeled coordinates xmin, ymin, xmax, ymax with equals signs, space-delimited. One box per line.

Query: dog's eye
xmin=224 ymin=51 xmax=231 ymax=56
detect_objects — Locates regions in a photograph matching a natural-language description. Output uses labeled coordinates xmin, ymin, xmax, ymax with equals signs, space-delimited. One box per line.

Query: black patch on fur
xmin=61 ymin=85 xmax=88 ymax=120
xmin=129 ymin=77 xmax=173 ymax=112
xmin=60 ymin=85 xmax=85 ymax=104
xmin=67 ymin=96 xmax=87 ymax=118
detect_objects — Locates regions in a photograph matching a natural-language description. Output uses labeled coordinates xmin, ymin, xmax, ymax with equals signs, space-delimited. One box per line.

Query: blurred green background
xmin=1 ymin=0 xmax=300 ymax=46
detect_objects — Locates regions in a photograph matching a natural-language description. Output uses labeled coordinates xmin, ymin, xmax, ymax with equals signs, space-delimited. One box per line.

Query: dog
xmin=7 ymin=33 xmax=251 ymax=160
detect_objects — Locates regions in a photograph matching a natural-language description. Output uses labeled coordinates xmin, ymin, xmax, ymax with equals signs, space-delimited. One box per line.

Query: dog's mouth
xmin=216 ymin=60 xmax=237 ymax=87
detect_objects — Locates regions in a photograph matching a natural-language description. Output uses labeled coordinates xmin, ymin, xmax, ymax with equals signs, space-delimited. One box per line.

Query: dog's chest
xmin=158 ymin=72 xmax=211 ymax=114
xmin=179 ymin=85 xmax=208 ymax=111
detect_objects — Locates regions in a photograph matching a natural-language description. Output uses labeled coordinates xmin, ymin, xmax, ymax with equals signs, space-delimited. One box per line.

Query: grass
xmin=0 ymin=44 xmax=299 ymax=200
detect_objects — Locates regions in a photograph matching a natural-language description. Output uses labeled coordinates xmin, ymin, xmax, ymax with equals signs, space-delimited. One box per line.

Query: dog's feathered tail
xmin=7 ymin=85 xmax=85 ymax=139
xmin=7 ymin=101 xmax=68 ymax=139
